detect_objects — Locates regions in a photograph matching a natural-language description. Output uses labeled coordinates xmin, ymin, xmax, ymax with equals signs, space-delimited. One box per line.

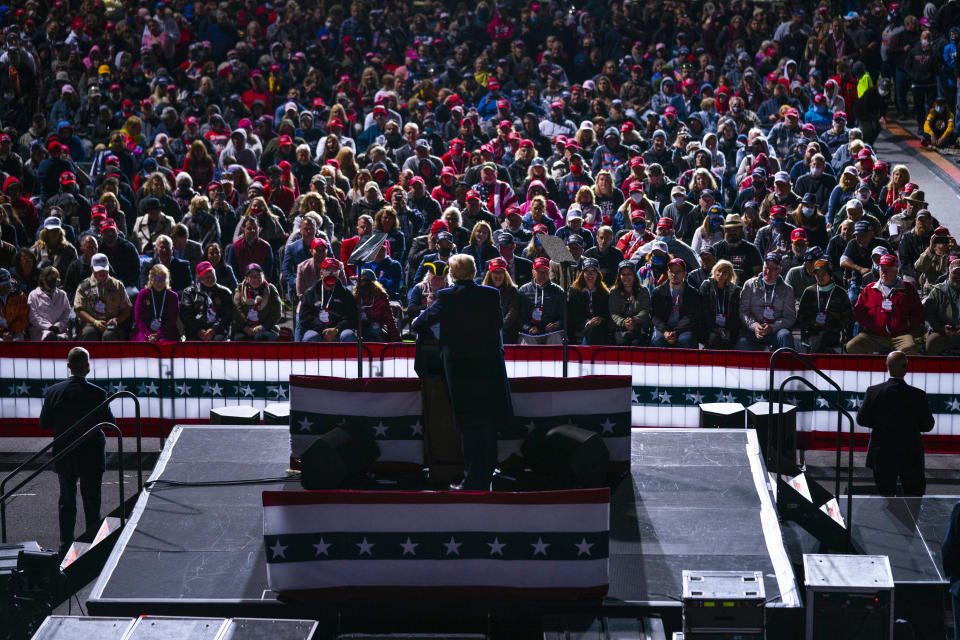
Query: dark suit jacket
xmin=412 ymin=280 xmax=512 ymax=424
xmin=139 ymin=256 xmax=193 ymax=292
xmin=39 ymin=376 xmax=113 ymax=475
xmin=856 ymin=377 xmax=934 ymax=469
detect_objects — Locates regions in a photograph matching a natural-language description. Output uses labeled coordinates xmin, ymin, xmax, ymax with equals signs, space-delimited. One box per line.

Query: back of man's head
xmin=886 ymin=350 xmax=908 ymax=379
xmin=67 ymin=347 xmax=90 ymax=377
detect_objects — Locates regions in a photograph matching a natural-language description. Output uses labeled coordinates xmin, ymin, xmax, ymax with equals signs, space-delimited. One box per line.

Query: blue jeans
xmin=735 ymin=328 xmax=795 ymax=351
xmin=58 ymin=472 xmax=102 ymax=555
xmin=651 ymin=329 xmax=696 ymax=348
xmin=302 ymin=328 xmax=357 ymax=342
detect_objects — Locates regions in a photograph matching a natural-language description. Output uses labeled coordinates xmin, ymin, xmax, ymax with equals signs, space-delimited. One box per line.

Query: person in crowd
xmin=609 ymin=260 xmax=652 ymax=346
xmin=785 ymin=247 xmax=824 ymax=298
xmin=97 ymin=219 xmax=140 ymax=299
xmin=232 ymin=264 xmax=281 ymax=341
xmin=791 ymin=193 xmax=829 ymax=250
xmin=712 ymin=213 xmax=764 ymax=284
xmin=650 ymin=258 xmax=699 ymax=348
xmin=899 ymin=209 xmax=935 ymax=284
xmin=0 ymin=267 xmax=29 ymax=340
xmin=840 ymin=219 xmax=892 ymax=306
xmin=10 ymin=248 xmax=39 ymax=295
xmin=847 ymin=254 xmax=925 ymax=354
xmin=857 ymin=350 xmax=934 ymax=496
xmin=139 ymin=234 xmax=192 ymax=294
xmin=481 ymin=257 xmax=523 ymax=344
xmin=132 ymin=197 xmax=175 ymax=254
xmin=797 ymin=259 xmax=853 ymax=353
xmin=39 ymin=347 xmax=114 ymax=557
xmin=923 ymin=259 xmax=960 ymax=356
xmin=33 ymin=217 xmax=77 ymax=275
xmin=227 ymin=216 xmax=274 ymax=284
xmin=567 ymin=258 xmax=611 ymax=346
xmin=134 ymin=263 xmax=180 ymax=343
xmin=914 ymin=227 xmax=957 ymax=294
xmin=355 ymin=268 xmax=400 ymax=342
xmin=204 ymin=242 xmax=238 ymax=293
xmin=73 ymin=253 xmax=133 ymax=342
xmin=518 ymin=257 xmax=565 ymax=344
xmin=736 ymin=252 xmax=796 ymax=351
xmin=28 ymin=266 xmax=71 ymax=341
xmin=179 ymin=261 xmax=233 ymax=341
xmin=300 ymin=258 xmax=357 ymax=342
xmin=464 ymin=221 xmax=499 ymax=276
xmin=584 ymin=226 xmax=624 ymax=287
xmin=699 ymin=259 xmax=741 ymax=350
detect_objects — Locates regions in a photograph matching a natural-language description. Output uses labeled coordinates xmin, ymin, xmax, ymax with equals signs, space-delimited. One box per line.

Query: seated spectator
xmin=488 ymin=230 xmax=533 ymax=288
xmin=340 ymin=214 xmax=375 ymax=278
xmin=0 ymin=268 xmax=28 ymax=341
xmin=650 ymin=258 xmax=699 ymax=348
xmin=609 ymin=260 xmax=652 ymax=346
xmin=736 ymin=253 xmax=796 ymax=351
xmin=914 ymin=227 xmax=957 ymax=295
xmin=754 ymin=204 xmax=795 ymax=258
xmin=179 ymin=261 xmax=233 ymax=341
xmin=840 ymin=219 xmax=892 ymax=306
xmin=518 ymin=257 xmax=565 ymax=344
xmin=846 ymin=254 xmax=924 ymax=354
xmin=567 ymin=258 xmax=611 ymax=345
xmin=97 ymin=219 xmax=141 ymax=299
xmin=232 ymin=264 xmax=281 ymax=341
xmin=797 ymin=259 xmax=854 ymax=353
xmin=361 ymin=241 xmax=403 ymax=300
xmin=791 ymin=193 xmax=829 ymax=250
xmin=27 ymin=266 xmax=71 ymax=341
xmin=139 ymin=234 xmax=193 ymax=293
xmin=74 ymin=254 xmax=131 ymax=341
xmin=584 ymin=226 xmax=624 ymax=286
xmin=10 ymin=247 xmax=38 ymax=295
xmin=181 ymin=195 xmax=222 ymax=250
xmin=300 ymin=258 xmax=358 ymax=342
xmin=923 ymin=259 xmax=960 ymax=355
xmin=637 ymin=216 xmax=699 ymax=272
xmin=780 ymin=228 xmax=810 ymax=275
xmin=281 ymin=214 xmax=321 ymax=305
xmin=204 ymin=242 xmax=238 ymax=293
xmin=785 ymin=247 xmax=824 ymax=298
xmin=556 ymin=208 xmax=596 ymax=250
xmin=699 ymin=259 xmax=741 ymax=350
xmin=616 ymin=210 xmax=654 ymax=259
xmin=132 ymin=197 xmax=175 ymax=254
xmin=62 ymin=235 xmax=100 ymax=302
xmin=690 ymin=205 xmax=725 ymax=255
xmin=355 ymin=269 xmax=400 ymax=342
xmin=898 ymin=209 xmax=935 ymax=284
xmin=374 ymin=205 xmax=407 ymax=264
xmin=482 ymin=257 xmax=522 ymax=344
xmin=687 ymin=246 xmax=718 ymax=290
xmin=134 ymin=263 xmax=181 ymax=343
xmin=171 ymin=223 xmax=204 ymax=273
xmin=711 ymin=214 xmax=764 ymax=284
xmin=226 ymin=216 xmax=274 ymax=285
xmin=464 ymin=221 xmax=499 ymax=277
xmin=408 ymin=261 xmax=450 ymax=328
xmin=922 ymin=98 xmax=956 ymax=149
xmin=33 ymin=217 xmax=77 ymax=275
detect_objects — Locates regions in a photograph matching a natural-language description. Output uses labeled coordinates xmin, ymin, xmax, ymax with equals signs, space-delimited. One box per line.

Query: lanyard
xmin=816 ymin=287 xmax=834 ymax=313
xmin=535 ymin=285 xmax=544 ymax=308
xmin=319 ymin=287 xmax=332 ymax=310
xmin=716 ymin=287 xmax=726 ymax=316
xmin=762 ymin=283 xmax=776 ymax=308
xmin=152 ymin=289 xmax=166 ymax=321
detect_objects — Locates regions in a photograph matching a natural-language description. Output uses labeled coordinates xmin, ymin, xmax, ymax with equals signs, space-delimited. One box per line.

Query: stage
xmin=86 ymin=425 xmax=805 ymax=635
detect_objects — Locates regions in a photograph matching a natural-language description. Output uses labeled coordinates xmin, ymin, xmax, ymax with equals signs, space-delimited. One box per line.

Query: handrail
xmin=767 ymin=348 xmax=845 ymax=495
xmin=1 ymin=391 xmax=142 ymax=494
xmin=1 ymin=422 xmax=125 ymax=543
xmin=777 ymin=376 xmax=856 ymax=551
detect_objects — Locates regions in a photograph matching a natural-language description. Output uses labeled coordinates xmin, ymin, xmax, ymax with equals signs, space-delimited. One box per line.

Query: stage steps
xmin=771 ymin=463 xmax=862 ymax=553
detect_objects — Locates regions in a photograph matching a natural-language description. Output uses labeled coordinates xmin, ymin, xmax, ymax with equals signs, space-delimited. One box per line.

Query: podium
xmin=746 ymin=402 xmax=797 ymax=471
xmin=414 ymin=338 xmax=463 ymax=485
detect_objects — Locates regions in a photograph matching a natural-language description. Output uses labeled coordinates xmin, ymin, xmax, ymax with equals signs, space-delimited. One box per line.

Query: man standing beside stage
xmin=856 ymin=351 xmax=934 ymax=496
xmin=39 ymin=347 xmax=114 ymax=556
xmin=412 ymin=254 xmax=512 ymax=490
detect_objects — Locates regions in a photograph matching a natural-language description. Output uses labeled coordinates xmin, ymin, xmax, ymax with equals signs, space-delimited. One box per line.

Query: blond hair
xmin=447 ymin=253 xmax=476 ymax=283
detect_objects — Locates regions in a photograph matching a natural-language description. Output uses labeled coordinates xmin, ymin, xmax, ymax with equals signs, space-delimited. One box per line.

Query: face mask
xmin=858 ymin=193 xmax=869 ymax=202
xmin=710 ymin=217 xmax=722 ymax=230
xmin=732 ymin=105 xmax=742 ymax=114
xmin=772 ymin=218 xmax=784 ymax=228
xmin=810 ymin=167 xmax=823 ymax=177
xmin=46 ymin=277 xmax=58 ymax=289
xmin=921 ymin=39 xmax=929 ymax=47
xmin=631 ymin=193 xmax=642 ymax=203
xmin=672 ymin=195 xmax=684 ymax=206
xmin=802 ymin=206 xmax=815 ymax=217
xmin=632 ymin=222 xmax=645 ymax=232
xmin=552 ymin=169 xmax=564 ymax=181
xmin=817 ymin=282 xmax=835 ymax=292
xmin=570 ymin=164 xmax=582 ymax=175
xmin=438 ymin=246 xmax=452 ymax=258
xmin=651 ymin=255 xmax=666 ymax=266
xmin=322 ymin=276 xmax=338 ymax=287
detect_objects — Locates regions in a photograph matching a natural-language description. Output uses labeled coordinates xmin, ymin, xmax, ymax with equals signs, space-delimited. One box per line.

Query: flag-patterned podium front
xmin=262 ymin=489 xmax=610 ymax=598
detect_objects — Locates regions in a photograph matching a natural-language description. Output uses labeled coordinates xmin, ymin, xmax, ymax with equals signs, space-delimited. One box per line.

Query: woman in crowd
xmin=609 ymin=260 xmax=652 ymax=346
xmin=482 ymin=257 xmax=522 ymax=344
xmin=796 ymin=258 xmax=853 ymax=353
xmin=32 ymin=217 xmax=77 ymax=275
xmin=567 ymin=258 xmax=611 ymax=345
xmin=637 ymin=242 xmax=670 ymax=295
xmin=134 ymin=263 xmax=180 ymax=342
xmin=464 ymin=221 xmax=499 ymax=272
xmin=10 ymin=247 xmax=38 ymax=294
xmin=791 ymin=193 xmax=829 ymax=250
xmin=27 ymin=266 xmax=71 ymax=341
xmin=232 ymin=263 xmax=281 ymax=341
xmin=698 ymin=259 xmax=741 ymax=350
xmin=374 ymin=206 xmax=407 ymax=264
xmin=691 ymin=207 xmax=725 ymax=254
xmin=355 ymin=268 xmax=400 ymax=342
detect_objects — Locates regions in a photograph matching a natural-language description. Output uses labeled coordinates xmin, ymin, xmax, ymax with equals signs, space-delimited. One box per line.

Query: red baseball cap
xmin=59 ymin=171 xmax=76 ymax=185
xmin=278 ymin=160 xmax=292 ymax=172
xmin=621 ymin=122 xmax=635 ymax=132
xmin=498 ymin=119 xmax=513 ymax=130
xmin=532 ymin=223 xmax=549 ymax=235
xmin=629 ymin=156 xmax=645 ymax=167
xmin=466 ymin=189 xmax=481 ymax=200
xmin=631 ymin=210 xmax=645 ymax=221
xmin=497 ymin=100 xmax=510 ymax=110
xmin=91 ymin=204 xmax=107 ymax=215
xmin=320 ymin=257 xmax=339 ymax=270
xmin=657 ymin=217 xmax=674 ymax=229
xmin=328 ymin=118 xmax=345 ymax=129
xmin=488 ymin=257 xmax=508 ymax=271
xmin=409 ymin=176 xmax=425 ymax=186
xmin=770 ymin=205 xmax=787 ymax=216
xmin=430 ymin=220 xmax=450 ymax=234
xmin=667 ymin=257 xmax=687 ymax=270
xmin=196 ymin=261 xmax=214 ymax=277
xmin=99 ymin=219 xmax=117 ymax=232
xmin=311 ymin=237 xmax=329 ymax=250
xmin=878 ymin=254 xmax=899 ymax=266
xmin=519 ymin=139 xmax=534 ymax=149
xmin=186 ymin=116 xmax=199 ymax=125
xmin=278 ymin=135 xmax=293 ymax=146
xmin=533 ymin=257 xmax=550 ymax=270
xmin=487 ymin=78 xmax=500 ymax=89
xmin=791 ymin=228 xmax=808 ymax=242
xmin=373 ymin=105 xmax=387 ymax=116
xmin=629 ymin=181 xmax=643 ymax=192
xmin=505 ymin=206 xmax=522 ymax=218
xmin=664 ymin=106 xmax=677 ymax=116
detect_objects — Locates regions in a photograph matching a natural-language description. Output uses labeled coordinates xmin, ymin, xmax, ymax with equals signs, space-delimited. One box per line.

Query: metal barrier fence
xmin=4 ymin=342 xmax=960 ymax=451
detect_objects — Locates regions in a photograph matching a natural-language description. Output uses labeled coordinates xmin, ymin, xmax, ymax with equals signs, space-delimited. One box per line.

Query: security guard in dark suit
xmin=39 ymin=347 xmax=114 ymax=556
xmin=412 ymin=253 xmax=513 ymax=490
xmin=856 ymin=350 xmax=935 ymax=496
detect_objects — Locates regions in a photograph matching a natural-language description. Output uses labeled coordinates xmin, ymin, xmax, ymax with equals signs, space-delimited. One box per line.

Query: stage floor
xmin=87 ymin=426 xmax=802 ymax=629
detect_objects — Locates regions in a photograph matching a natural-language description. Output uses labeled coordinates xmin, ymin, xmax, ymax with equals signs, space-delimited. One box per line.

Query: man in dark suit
xmin=486 ymin=231 xmax=532 ymax=287
xmin=138 ymin=234 xmax=193 ymax=293
xmin=39 ymin=347 xmax=114 ymax=556
xmin=856 ymin=350 xmax=935 ymax=496
xmin=412 ymin=253 xmax=513 ymax=490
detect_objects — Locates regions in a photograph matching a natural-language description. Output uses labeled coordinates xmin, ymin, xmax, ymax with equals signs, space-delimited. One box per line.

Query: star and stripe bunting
xmin=262 ymin=489 xmax=610 ymax=596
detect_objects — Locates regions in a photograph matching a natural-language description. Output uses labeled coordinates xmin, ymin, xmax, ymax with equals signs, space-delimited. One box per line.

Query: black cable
xmin=73 ymin=592 xmax=85 ymax=616
xmin=144 ymin=474 xmax=299 ymax=491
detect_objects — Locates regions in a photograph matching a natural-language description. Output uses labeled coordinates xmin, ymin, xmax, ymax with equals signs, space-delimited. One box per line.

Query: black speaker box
xmin=300 ymin=425 xmax=381 ymax=489
xmin=521 ymin=424 xmax=610 ymax=488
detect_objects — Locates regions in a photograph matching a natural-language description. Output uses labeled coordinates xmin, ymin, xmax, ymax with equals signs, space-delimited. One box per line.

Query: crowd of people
xmin=1 ymin=0 xmax=960 ymax=354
